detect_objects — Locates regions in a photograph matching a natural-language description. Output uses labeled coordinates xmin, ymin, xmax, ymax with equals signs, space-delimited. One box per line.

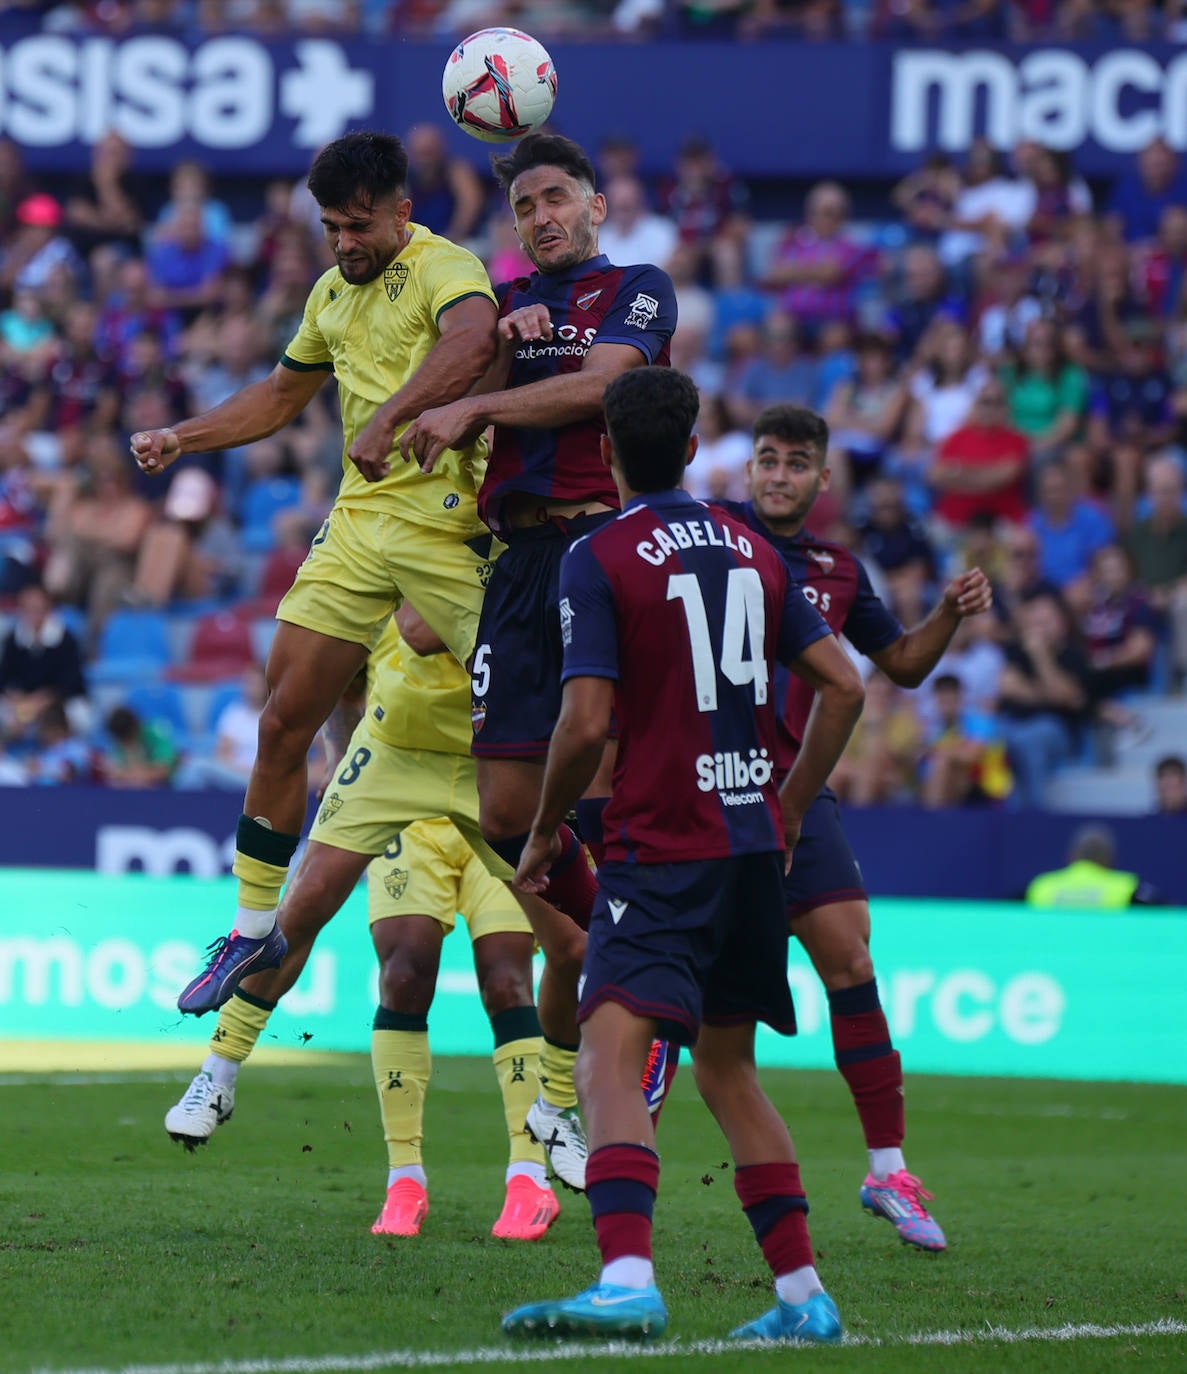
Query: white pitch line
xmin=31 ymin=1318 xmax=1187 ymax=1374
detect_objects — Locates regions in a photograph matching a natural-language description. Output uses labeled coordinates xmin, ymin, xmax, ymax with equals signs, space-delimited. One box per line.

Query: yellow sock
xmin=210 ymin=990 xmax=274 ymax=1064
xmin=232 ymin=852 xmax=290 ymax=911
xmin=537 ymin=1035 xmax=578 ymax=1110
xmin=233 ymin=814 xmax=300 ymax=910
xmin=494 ymin=1036 xmax=545 ymax=1167
xmin=372 ymin=1022 xmax=430 ymax=1169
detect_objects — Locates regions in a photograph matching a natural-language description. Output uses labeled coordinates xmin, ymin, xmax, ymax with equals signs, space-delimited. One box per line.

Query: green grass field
xmin=3 ymin=1056 xmax=1184 ymax=1374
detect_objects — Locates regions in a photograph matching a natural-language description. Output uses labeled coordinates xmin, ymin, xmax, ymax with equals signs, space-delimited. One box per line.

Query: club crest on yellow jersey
xmin=384 ymin=263 xmax=409 ymax=301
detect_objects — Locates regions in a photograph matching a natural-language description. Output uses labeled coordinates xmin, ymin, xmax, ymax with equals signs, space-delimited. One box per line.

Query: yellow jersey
xmin=366 ymin=618 xmax=471 ymax=758
xmin=281 ymin=223 xmax=496 ymax=531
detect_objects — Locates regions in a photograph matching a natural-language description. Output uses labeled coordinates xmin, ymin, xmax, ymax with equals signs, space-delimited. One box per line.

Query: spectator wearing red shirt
xmin=656 ymin=135 xmax=748 ymax=289
xmin=764 ymin=181 xmax=876 ymax=338
xmin=929 ymin=380 xmax=1030 ymax=529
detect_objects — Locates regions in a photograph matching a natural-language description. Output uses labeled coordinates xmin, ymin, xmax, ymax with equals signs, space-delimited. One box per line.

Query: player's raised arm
xmin=868 ymin=566 xmax=993 ymax=688
xmin=130 ymin=362 xmax=327 ymax=476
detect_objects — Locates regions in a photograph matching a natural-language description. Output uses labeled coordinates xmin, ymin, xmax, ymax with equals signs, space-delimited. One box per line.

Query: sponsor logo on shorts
xmin=695 ymin=749 xmax=772 ymax=804
xmin=383 ymin=867 xmax=409 ymax=900
xmin=443 ymin=492 xmax=460 ymax=509
xmin=318 ymin=792 xmax=344 ymax=825
xmin=384 ymin=263 xmax=409 ymax=301
xmin=608 ymin=897 xmax=628 ymax=925
xmin=471 ymin=702 xmax=487 ymax=733
xmin=559 ymin=596 xmax=573 ymax=646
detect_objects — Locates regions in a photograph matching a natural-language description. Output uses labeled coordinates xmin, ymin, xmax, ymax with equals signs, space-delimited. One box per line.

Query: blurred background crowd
xmin=1 ymin=0 xmax=1186 ymax=42
xmin=1 ymin=7 xmax=1186 ymax=815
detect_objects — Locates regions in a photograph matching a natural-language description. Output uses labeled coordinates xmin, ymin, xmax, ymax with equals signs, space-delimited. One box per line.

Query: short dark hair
xmin=1156 ymin=754 xmax=1186 ymax=778
xmin=106 ymin=705 xmax=141 ymax=743
xmin=933 ymin=673 xmax=962 ymax=693
xmin=492 ymin=133 xmax=596 ymax=196
xmin=603 ymin=369 xmax=700 ymax=493
xmin=307 ymin=131 xmax=408 ymax=211
xmin=752 ymin=404 xmax=830 ymax=458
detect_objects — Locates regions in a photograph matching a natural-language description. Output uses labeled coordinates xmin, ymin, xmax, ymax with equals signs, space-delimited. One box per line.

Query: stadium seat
xmin=166 ymin=610 xmax=256 ymax=684
xmin=88 ymin=609 xmax=173 ymax=686
xmin=238 ymin=477 xmax=303 ymax=554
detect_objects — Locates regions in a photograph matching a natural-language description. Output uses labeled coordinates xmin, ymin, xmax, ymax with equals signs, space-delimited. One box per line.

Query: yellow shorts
xmin=310 ymin=718 xmax=513 ymax=881
xmin=366 ymin=818 xmax=527 ymax=937
xmin=276 ymin=503 xmax=500 ymax=662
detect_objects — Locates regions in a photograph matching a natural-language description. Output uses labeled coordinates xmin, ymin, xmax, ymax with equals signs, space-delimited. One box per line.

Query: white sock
xmin=234 ymin=905 xmax=276 ymax=938
xmin=506 ymin=1161 xmax=548 ymax=1187
xmin=600 ymin=1256 xmax=654 ymax=1289
xmin=869 ymin=1147 xmax=905 ymax=1180
xmin=202 ymin=1054 xmax=239 ymax=1088
xmin=388 ymin=1164 xmax=427 ymax=1188
xmin=775 ymin=1265 xmax=823 ymax=1306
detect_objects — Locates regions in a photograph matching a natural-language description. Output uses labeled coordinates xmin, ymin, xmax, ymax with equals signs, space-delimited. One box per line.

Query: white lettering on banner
xmin=86 ymin=939 xmax=147 ymax=1010
xmin=885 ymin=968 xmax=1065 ymax=1045
xmin=892 ymin=48 xmax=1187 ymax=154
xmin=0 ymin=35 xmax=372 ymax=149
xmin=0 ymin=937 xmax=84 ymax=1005
xmin=0 ymin=936 xmax=338 ymax=1017
xmin=96 ymin=825 xmax=227 ymax=876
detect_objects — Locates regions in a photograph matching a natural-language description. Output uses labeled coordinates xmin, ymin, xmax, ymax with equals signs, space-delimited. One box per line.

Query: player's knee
xmin=378 ymin=951 xmax=436 ymax=1013
xmin=256 ymin=692 xmax=319 ymax=764
xmin=823 ymin=947 xmax=875 ymax=989
xmin=478 ymin=963 xmax=533 ymax=1017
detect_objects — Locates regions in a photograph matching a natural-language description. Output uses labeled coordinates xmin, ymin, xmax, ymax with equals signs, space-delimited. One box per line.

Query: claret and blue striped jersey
xmin=717 ymin=501 xmax=904 ymax=765
xmin=479 ymin=254 xmax=676 ymax=532
xmin=558 ymin=490 xmax=831 ymax=865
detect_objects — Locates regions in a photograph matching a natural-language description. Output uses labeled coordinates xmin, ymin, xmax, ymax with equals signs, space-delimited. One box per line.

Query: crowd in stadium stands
xmin=0 ymin=85 xmax=1186 ymax=807
xmin=2 ymin=0 xmax=1185 ymax=41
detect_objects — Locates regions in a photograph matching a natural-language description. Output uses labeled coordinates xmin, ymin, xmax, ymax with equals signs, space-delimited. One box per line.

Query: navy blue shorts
xmin=578 ymin=854 xmax=798 ymax=1047
xmin=471 ymin=514 xmax=614 ymax=759
xmin=784 ymin=790 xmax=867 ymax=920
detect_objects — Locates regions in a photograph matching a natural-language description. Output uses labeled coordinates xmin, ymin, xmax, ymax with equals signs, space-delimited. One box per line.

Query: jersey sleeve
xmin=558 ymin=536 xmax=619 ymax=683
xmin=775 ymin=573 xmax=833 ymax=665
xmin=421 ymin=241 xmax=496 ymax=325
xmin=281 ymin=274 xmax=334 ymax=372
xmin=842 ymin=558 xmax=905 ymax=656
xmin=590 ymin=264 xmax=678 ymax=361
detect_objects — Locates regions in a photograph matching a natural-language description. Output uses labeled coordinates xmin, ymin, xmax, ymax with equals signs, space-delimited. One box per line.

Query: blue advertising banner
xmin=0 ymin=870 xmax=1182 ymax=1082
xmin=0 ymin=785 xmax=1182 ymax=903
xmin=0 ymin=28 xmax=1180 ymax=178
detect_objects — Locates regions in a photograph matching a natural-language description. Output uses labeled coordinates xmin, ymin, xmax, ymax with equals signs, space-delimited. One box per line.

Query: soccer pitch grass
xmin=3 ymin=1057 xmax=1184 ymax=1374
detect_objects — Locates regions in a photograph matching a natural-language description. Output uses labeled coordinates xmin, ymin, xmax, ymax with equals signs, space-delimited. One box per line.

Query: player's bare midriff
xmin=502 ymin=494 xmax=616 ymax=530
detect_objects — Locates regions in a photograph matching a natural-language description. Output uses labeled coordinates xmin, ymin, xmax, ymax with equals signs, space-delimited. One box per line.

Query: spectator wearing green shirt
xmin=1125 ymin=452 xmax=1187 ymax=686
xmin=99 ymin=704 xmax=177 ymax=788
xmin=1002 ymin=318 xmax=1088 ymax=462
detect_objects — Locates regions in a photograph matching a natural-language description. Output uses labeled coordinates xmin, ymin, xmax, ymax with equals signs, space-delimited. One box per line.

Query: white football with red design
xmin=442 ymin=28 xmax=557 ymax=144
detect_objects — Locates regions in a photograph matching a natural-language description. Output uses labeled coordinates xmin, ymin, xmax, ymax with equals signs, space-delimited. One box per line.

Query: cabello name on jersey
xmin=478 ymin=255 xmax=676 ymax=532
xmin=718 ymin=501 xmax=904 ymax=766
xmin=558 ymin=491 xmax=832 ymax=865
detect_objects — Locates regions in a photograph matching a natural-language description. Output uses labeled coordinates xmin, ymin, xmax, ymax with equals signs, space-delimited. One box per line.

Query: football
xmin=442 ymin=27 xmax=557 ymax=144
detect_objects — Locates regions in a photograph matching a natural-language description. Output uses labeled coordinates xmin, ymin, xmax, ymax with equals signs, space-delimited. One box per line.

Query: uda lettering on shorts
xmin=366 ymin=818 xmax=528 ymax=937
xmin=470 ymin=513 xmax=613 ymax=758
xmin=577 ymin=853 xmax=798 ymax=1046
xmin=784 ymin=791 xmax=867 ymax=920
